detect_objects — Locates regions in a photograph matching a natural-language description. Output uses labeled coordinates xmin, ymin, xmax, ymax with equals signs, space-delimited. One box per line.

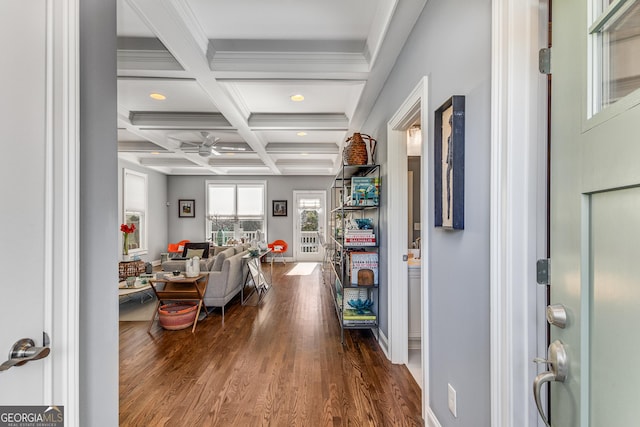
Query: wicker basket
xmin=158 ymin=303 xmax=198 ymax=330
xmin=118 ymin=260 xmax=146 ymax=281
xmin=343 ymin=133 xmax=377 ymax=165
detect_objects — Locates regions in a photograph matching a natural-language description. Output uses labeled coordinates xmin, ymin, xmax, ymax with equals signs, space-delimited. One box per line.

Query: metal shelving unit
xmin=325 ymin=164 xmax=380 ymax=343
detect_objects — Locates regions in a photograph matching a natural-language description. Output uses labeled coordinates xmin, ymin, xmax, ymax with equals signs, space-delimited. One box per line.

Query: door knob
xmin=0 ymin=335 xmax=50 ymax=372
xmin=533 ymin=340 xmax=568 ymax=427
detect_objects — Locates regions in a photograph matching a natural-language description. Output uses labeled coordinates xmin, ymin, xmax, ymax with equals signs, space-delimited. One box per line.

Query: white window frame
xmin=205 ymin=180 xmax=267 ymax=240
xmin=586 ymin=0 xmax=640 ymax=127
xmin=123 ymin=168 xmax=148 ymax=255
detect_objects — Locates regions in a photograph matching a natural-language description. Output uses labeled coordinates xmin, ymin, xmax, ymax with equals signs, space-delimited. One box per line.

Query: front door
xmin=293 ymin=191 xmax=326 ymax=262
xmin=547 ymin=0 xmax=640 ymax=425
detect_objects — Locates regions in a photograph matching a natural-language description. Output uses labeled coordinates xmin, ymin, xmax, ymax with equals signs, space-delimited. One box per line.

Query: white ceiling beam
xmin=139 ymin=157 xmax=198 ymax=167
xmin=118 ymin=141 xmax=171 ymax=152
xmin=266 ymin=143 xmax=339 ymax=154
xmin=129 ymin=111 xmax=233 ymax=129
xmin=125 ymin=0 xmax=281 ymax=174
xmin=276 ymin=159 xmax=334 ymax=168
xmin=249 ymin=113 xmax=349 ymax=130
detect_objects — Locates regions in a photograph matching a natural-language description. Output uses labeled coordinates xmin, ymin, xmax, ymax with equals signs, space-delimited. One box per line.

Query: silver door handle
xmin=0 ymin=336 xmax=50 ymax=372
xmin=533 ymin=340 xmax=568 ymax=427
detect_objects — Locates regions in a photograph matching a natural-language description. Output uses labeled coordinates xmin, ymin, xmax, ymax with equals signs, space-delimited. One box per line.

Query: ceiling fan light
xmin=198 ymin=145 xmax=212 ymax=157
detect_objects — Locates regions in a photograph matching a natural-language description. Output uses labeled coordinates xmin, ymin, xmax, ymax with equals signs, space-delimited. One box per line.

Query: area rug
xmin=119 ymin=292 xmax=157 ymax=321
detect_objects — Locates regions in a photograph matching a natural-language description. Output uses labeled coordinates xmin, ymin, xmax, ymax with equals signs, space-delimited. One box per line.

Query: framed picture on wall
xmin=434 ymin=95 xmax=465 ymax=230
xmin=178 ymin=199 xmax=195 ymax=218
xmin=272 ymin=200 xmax=287 ymax=216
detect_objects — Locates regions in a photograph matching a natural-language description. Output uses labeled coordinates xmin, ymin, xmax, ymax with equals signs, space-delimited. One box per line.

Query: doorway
xmin=387 ymin=76 xmax=429 ymax=417
xmin=292 ymin=191 xmax=326 ymax=262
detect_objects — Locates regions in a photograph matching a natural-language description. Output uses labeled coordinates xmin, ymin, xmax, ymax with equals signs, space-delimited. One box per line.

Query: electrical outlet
xmin=448 ymin=383 xmax=457 ymax=418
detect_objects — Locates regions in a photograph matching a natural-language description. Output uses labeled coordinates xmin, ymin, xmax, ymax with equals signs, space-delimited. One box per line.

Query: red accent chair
xmin=268 ymin=239 xmax=288 ymax=264
xmin=167 ymin=239 xmax=190 ymax=256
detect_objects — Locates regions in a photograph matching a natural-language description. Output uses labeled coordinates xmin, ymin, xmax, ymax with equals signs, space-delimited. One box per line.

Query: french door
xmin=293 ymin=191 xmax=326 ymax=262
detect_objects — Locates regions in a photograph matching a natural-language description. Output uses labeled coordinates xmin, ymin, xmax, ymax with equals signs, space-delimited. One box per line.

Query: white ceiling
xmin=117 ymin=0 xmax=426 ymax=175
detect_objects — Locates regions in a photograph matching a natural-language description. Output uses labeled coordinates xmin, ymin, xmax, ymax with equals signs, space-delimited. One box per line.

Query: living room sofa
xmin=161 ymin=244 xmax=250 ymax=324
xmin=203 ymin=245 xmax=249 ymax=323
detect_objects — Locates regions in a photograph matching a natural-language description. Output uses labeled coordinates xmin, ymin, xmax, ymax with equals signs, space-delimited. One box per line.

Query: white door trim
xmin=387 ymin=76 xmax=429 ymax=419
xmin=47 ymin=0 xmax=80 ymax=423
xmin=292 ymin=190 xmax=326 ymax=262
xmin=490 ymin=0 xmax=548 ymax=426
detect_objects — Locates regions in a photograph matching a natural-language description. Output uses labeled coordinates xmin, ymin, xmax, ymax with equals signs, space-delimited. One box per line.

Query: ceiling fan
xmin=169 ymin=132 xmax=222 ymax=157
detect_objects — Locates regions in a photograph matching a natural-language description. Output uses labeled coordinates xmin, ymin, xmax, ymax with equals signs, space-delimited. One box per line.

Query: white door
xmin=0 ymin=0 xmax=77 ymax=418
xmin=542 ymin=0 xmax=640 ymax=425
xmin=0 ymin=1 xmax=51 ymax=403
xmin=293 ymin=191 xmax=326 ymax=262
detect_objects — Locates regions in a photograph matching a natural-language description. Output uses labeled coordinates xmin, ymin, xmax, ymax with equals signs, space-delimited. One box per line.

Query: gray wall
xmin=79 ymin=0 xmax=119 ymax=424
xmin=167 ymin=175 xmax=332 ymax=258
xmin=118 ymin=159 xmax=169 ymax=263
xmin=362 ymin=0 xmax=491 ymax=425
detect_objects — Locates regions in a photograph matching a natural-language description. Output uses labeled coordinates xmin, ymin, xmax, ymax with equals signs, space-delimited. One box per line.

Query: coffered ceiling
xmin=117 ymin=0 xmax=426 ymax=175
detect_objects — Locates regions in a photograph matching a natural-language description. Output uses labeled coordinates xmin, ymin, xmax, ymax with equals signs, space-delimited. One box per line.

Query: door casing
xmin=386 ymin=76 xmax=429 ymax=420
xmin=489 ymin=0 xmax=550 ymax=426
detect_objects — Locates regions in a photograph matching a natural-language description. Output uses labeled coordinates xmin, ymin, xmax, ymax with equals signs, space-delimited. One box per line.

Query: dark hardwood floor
xmin=119 ymin=262 xmax=423 ymax=426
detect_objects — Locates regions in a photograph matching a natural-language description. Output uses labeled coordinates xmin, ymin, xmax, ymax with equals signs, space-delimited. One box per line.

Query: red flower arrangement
xmin=121 ymin=223 xmax=136 ymax=256
xmin=120 ymin=223 xmax=136 ymax=234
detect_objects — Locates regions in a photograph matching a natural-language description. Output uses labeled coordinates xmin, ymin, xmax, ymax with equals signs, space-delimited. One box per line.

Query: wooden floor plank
xmin=120 ymin=262 xmax=423 ymax=426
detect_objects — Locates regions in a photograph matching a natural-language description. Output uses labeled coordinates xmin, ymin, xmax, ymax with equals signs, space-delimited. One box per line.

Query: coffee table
xmin=118 ymin=279 xmax=153 ymax=303
xmin=148 ymin=273 xmax=209 ymax=333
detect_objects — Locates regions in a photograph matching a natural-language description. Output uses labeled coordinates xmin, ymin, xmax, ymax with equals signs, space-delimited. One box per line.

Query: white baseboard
xmin=426 ymin=407 xmax=442 ymax=427
xmin=378 ymin=329 xmax=390 ymax=359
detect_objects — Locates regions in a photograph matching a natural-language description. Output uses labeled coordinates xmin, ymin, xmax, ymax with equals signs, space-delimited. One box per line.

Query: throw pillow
xmin=186 ymin=248 xmax=204 ymax=258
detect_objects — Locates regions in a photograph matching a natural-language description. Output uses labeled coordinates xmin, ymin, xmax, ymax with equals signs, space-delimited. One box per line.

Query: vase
xmin=123 ymin=233 xmax=129 ymax=256
xmin=216 ymin=229 xmax=224 ymax=246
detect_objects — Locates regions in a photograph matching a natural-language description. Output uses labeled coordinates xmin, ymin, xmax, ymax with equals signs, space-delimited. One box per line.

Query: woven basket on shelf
xmin=343 ymin=133 xmax=377 ymax=165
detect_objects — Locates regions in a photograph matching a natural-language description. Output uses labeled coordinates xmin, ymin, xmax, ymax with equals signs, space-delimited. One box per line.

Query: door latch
xmin=0 ymin=333 xmax=50 ymax=372
xmin=533 ymin=340 xmax=568 ymax=427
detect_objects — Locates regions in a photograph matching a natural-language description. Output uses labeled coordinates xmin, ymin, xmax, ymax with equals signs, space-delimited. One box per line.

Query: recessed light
xmin=151 ymin=151 xmax=160 ymax=155
xmin=290 ymin=94 xmax=305 ymax=102
xmin=300 ymin=153 xmax=309 ymax=156
xmin=297 ymin=132 xmax=307 ymax=136
xmin=226 ymin=152 xmax=235 ymax=156
xmin=149 ymin=93 xmax=166 ymax=100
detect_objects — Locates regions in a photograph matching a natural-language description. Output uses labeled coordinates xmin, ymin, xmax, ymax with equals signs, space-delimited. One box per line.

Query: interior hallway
xmin=119 ymin=262 xmax=422 ymax=426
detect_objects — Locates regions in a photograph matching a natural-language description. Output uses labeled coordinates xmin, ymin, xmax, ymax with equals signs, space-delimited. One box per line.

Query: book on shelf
xmin=343 ymin=319 xmax=377 ymax=326
xmin=349 ymin=251 xmax=378 ymax=285
xmin=350 ymin=177 xmax=380 ymax=206
xmin=345 ymin=236 xmax=377 ymax=246
xmin=342 ymin=308 xmax=377 ymax=320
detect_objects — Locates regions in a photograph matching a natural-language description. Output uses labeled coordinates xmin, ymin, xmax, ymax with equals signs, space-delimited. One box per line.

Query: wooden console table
xmin=148 ymin=273 xmax=209 ymax=333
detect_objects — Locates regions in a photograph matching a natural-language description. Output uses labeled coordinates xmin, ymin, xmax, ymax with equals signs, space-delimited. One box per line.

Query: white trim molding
xmin=47 ymin=0 xmax=80 ymax=424
xmin=490 ymin=1 xmax=548 ymax=427
xmin=387 ymin=76 xmax=430 ymax=420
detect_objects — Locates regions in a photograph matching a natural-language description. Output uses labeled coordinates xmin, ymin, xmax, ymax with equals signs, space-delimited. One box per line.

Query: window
xmin=123 ymin=169 xmax=147 ymax=254
xmin=206 ymin=181 xmax=266 ymax=244
xmin=590 ymin=0 xmax=640 ymax=113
